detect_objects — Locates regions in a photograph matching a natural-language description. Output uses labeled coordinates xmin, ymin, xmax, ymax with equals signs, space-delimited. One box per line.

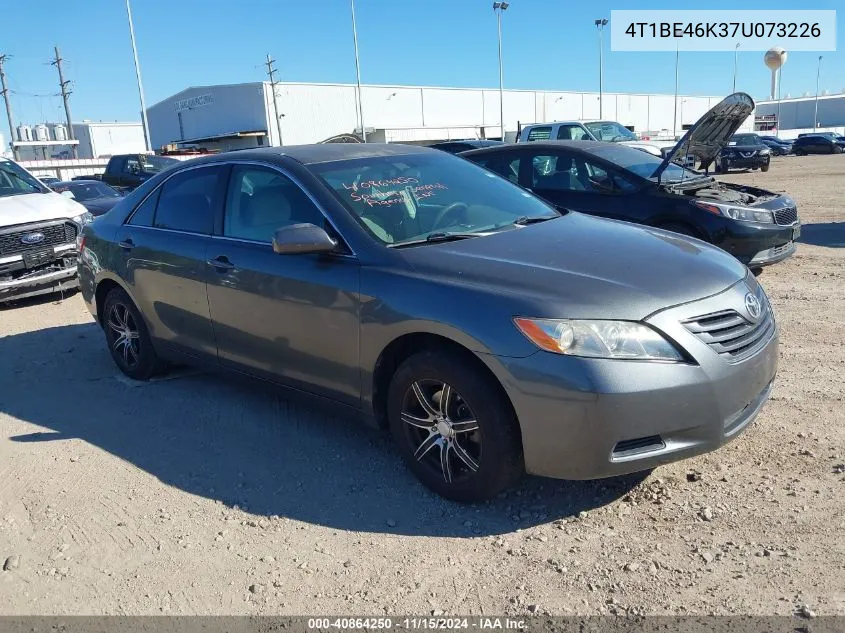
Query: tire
xmin=761 ymin=161 xmax=770 ymax=172
xmin=102 ymin=287 xmax=162 ymax=380
xmin=795 ymin=149 xmax=805 ymax=156
xmin=714 ymin=158 xmax=723 ymax=174
xmin=834 ymin=145 xmax=843 ymax=154
xmin=387 ymin=349 xmax=524 ymax=502
xmin=658 ymin=222 xmax=700 ymax=239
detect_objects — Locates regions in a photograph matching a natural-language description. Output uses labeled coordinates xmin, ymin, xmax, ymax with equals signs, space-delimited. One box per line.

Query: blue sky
xmin=2 ymin=0 xmax=841 ymax=125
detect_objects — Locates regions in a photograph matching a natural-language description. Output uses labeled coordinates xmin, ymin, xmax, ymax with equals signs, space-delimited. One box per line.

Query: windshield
xmin=139 ymin=155 xmax=178 ymax=173
xmin=587 ymin=144 xmax=701 ymax=182
xmin=0 ymin=160 xmax=44 ymax=198
xmin=58 ymin=181 xmax=121 ymax=201
xmin=584 ymin=121 xmax=637 ymax=142
xmin=311 ymin=152 xmax=559 ymax=245
xmin=730 ymin=134 xmax=761 ymax=145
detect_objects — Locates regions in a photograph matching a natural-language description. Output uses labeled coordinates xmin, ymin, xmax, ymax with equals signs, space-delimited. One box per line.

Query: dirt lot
xmin=0 ymin=155 xmax=843 ymax=617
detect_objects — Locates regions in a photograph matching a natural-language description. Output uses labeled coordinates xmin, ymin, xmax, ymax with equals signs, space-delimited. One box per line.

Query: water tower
xmin=764 ymin=47 xmax=787 ymax=99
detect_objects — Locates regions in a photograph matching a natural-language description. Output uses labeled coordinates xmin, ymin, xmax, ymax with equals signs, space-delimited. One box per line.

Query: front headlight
xmin=759 ymin=148 xmax=771 ymax=155
xmin=513 ymin=318 xmax=683 ymax=361
xmin=693 ymin=201 xmax=774 ymax=224
xmin=72 ymin=212 xmax=95 ymax=226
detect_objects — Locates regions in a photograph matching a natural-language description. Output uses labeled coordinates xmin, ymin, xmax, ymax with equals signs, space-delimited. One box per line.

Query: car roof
xmin=462 ymin=140 xmax=609 ymax=155
xmin=431 ymin=139 xmax=503 ymax=147
xmin=54 ymin=180 xmax=102 ymax=186
xmin=205 ymin=143 xmax=435 ymax=166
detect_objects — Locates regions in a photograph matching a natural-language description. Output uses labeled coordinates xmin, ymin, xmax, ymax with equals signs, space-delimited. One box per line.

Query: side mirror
xmin=272 ymin=223 xmax=337 ymax=255
xmin=60 ymin=190 xmax=75 ymax=199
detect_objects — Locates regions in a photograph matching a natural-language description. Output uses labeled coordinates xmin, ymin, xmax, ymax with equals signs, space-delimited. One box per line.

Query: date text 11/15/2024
xmin=307 ymin=617 xmax=528 ymax=630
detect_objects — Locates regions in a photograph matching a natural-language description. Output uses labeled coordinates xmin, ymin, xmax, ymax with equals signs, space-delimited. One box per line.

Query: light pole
xmin=673 ymin=46 xmax=679 ymax=139
xmin=814 ymin=55 xmax=823 ymax=132
xmin=493 ymin=2 xmax=509 ymax=140
xmin=126 ymin=0 xmax=151 ymax=152
xmin=350 ymin=0 xmax=366 ymax=142
xmin=732 ymin=43 xmax=740 ymax=92
xmin=595 ymin=18 xmax=608 ymax=118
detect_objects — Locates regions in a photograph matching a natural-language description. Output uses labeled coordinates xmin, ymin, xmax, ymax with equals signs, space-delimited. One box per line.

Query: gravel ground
xmin=0 ymin=155 xmax=843 ymax=617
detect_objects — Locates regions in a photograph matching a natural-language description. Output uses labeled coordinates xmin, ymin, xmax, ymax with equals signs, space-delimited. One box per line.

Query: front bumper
xmin=0 ymin=247 xmax=79 ymax=303
xmin=723 ymin=155 xmax=770 ymax=169
xmin=709 ymin=217 xmax=799 ymax=267
xmin=487 ymin=277 xmax=778 ymax=480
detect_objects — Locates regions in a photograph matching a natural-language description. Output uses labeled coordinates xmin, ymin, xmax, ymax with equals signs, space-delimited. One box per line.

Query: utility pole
xmin=0 ymin=54 xmax=18 ymax=160
xmin=51 ymin=46 xmax=77 ymax=158
xmin=673 ymin=46 xmax=680 ymax=139
xmin=264 ymin=54 xmax=283 ymax=146
xmin=595 ymin=18 xmax=608 ymax=119
xmin=814 ymin=55 xmax=822 ymax=132
xmin=126 ymin=0 xmax=152 ymax=152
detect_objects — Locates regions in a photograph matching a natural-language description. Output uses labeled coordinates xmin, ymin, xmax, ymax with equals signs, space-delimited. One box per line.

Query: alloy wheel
xmin=401 ymin=379 xmax=482 ymax=483
xmin=107 ymin=302 xmax=141 ymax=369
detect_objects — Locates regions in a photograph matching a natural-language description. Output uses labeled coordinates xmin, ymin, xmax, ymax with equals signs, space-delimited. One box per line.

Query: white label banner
xmin=611 ymin=10 xmax=836 ymax=51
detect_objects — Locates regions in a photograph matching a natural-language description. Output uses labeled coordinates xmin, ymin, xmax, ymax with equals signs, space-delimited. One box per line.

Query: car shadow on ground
xmin=799 ymin=222 xmax=845 ymax=248
xmin=0 ymin=323 xmax=647 ymax=537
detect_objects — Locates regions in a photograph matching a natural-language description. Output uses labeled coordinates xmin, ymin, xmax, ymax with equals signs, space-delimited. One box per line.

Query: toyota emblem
xmin=744 ymin=292 xmax=762 ymax=321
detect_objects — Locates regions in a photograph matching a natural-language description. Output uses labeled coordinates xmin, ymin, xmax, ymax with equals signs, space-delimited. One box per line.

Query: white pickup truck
xmin=517 ymin=120 xmax=688 ymax=163
xmin=0 ymin=157 xmax=93 ymax=303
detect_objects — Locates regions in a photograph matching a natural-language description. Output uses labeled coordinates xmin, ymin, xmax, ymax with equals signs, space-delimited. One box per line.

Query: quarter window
xmin=128 ymin=188 xmax=160 ymax=227
xmin=153 ymin=166 xmax=223 ymax=234
xmin=223 ymin=166 xmax=325 ymax=242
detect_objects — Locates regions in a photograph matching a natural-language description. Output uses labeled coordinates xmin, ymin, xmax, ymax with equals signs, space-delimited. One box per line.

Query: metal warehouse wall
xmin=150 ymin=81 xmax=731 ymax=149
xmin=756 ymin=94 xmax=845 ymax=130
xmin=147 ymin=83 xmax=269 ymax=149
xmin=83 ymin=123 xmax=145 ymax=158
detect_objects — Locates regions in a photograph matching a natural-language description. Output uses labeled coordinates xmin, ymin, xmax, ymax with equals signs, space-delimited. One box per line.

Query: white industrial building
xmin=11 ymin=121 xmax=145 ymax=160
xmin=147 ymin=81 xmax=735 ymax=152
xmin=754 ymin=93 xmax=845 ymax=136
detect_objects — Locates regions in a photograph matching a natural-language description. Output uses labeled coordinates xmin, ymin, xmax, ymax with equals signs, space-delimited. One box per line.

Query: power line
xmin=264 ymin=54 xmax=283 ymax=146
xmin=51 ymin=46 xmax=78 ymax=158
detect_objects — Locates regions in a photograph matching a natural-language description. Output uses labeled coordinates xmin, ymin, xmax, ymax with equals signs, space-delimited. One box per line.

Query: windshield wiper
xmin=512 ymin=215 xmax=556 ymax=226
xmin=390 ymin=232 xmax=482 ymax=248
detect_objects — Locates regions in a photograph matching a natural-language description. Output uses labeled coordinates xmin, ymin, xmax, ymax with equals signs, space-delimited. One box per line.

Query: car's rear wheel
xmin=795 ymin=149 xmax=804 ymax=156
xmin=834 ymin=145 xmax=843 ymax=154
xmin=387 ymin=349 xmax=524 ymax=502
xmin=102 ymin=287 xmax=161 ymax=380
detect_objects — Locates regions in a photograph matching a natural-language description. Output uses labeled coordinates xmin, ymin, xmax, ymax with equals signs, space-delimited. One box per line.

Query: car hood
xmin=82 ymin=196 xmax=122 ymax=216
xmin=618 ymin=140 xmax=663 ymax=155
xmin=0 ymin=192 xmax=88 ymax=226
xmin=656 ymin=92 xmax=755 ymax=178
xmin=400 ymin=213 xmax=747 ymax=321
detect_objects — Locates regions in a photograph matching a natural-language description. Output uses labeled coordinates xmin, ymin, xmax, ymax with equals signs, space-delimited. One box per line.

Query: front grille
xmin=683 ymin=289 xmax=775 ymax=362
xmin=0 ymin=221 xmax=77 ymax=258
xmin=774 ymin=206 xmax=798 ymax=225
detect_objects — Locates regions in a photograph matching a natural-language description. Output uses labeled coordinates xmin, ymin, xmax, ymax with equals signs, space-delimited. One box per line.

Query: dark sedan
xmin=428 ymin=140 xmax=504 ymax=154
xmin=79 ymin=144 xmax=778 ymax=501
xmin=760 ymin=138 xmax=790 ymax=156
xmin=792 ymin=134 xmax=845 ymax=155
xmin=51 ymin=180 xmax=124 ymax=216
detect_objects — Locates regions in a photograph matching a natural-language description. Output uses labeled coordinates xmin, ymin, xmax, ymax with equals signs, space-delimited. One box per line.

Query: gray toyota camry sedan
xmin=78 ymin=144 xmax=778 ymax=502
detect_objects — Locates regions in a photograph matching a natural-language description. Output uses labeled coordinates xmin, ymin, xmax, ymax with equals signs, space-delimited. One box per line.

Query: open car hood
xmin=653 ymin=92 xmax=755 ymax=181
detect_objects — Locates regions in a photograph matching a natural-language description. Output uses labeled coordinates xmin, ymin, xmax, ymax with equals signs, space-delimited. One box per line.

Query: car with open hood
xmin=78 ymin=143 xmax=777 ymax=501
xmin=462 ymin=93 xmax=799 ymax=269
xmin=0 ymin=157 xmax=93 ymax=303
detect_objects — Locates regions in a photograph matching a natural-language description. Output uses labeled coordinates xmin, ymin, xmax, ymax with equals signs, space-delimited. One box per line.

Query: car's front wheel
xmin=834 ymin=145 xmax=843 ymax=154
xmin=388 ymin=350 xmax=524 ymax=502
xmin=102 ymin=287 xmax=162 ymax=380
xmin=761 ymin=161 xmax=770 ymax=172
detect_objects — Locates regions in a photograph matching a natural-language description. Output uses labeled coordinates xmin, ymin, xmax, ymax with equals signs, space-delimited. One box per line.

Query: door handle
xmin=118 ymin=238 xmax=134 ymax=250
xmin=207 ymin=256 xmax=235 ymax=271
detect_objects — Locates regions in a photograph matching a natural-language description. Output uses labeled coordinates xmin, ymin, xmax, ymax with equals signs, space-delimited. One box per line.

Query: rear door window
xmin=557 ymin=125 xmax=589 ymax=140
xmin=526 ymin=127 xmax=552 ymax=141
